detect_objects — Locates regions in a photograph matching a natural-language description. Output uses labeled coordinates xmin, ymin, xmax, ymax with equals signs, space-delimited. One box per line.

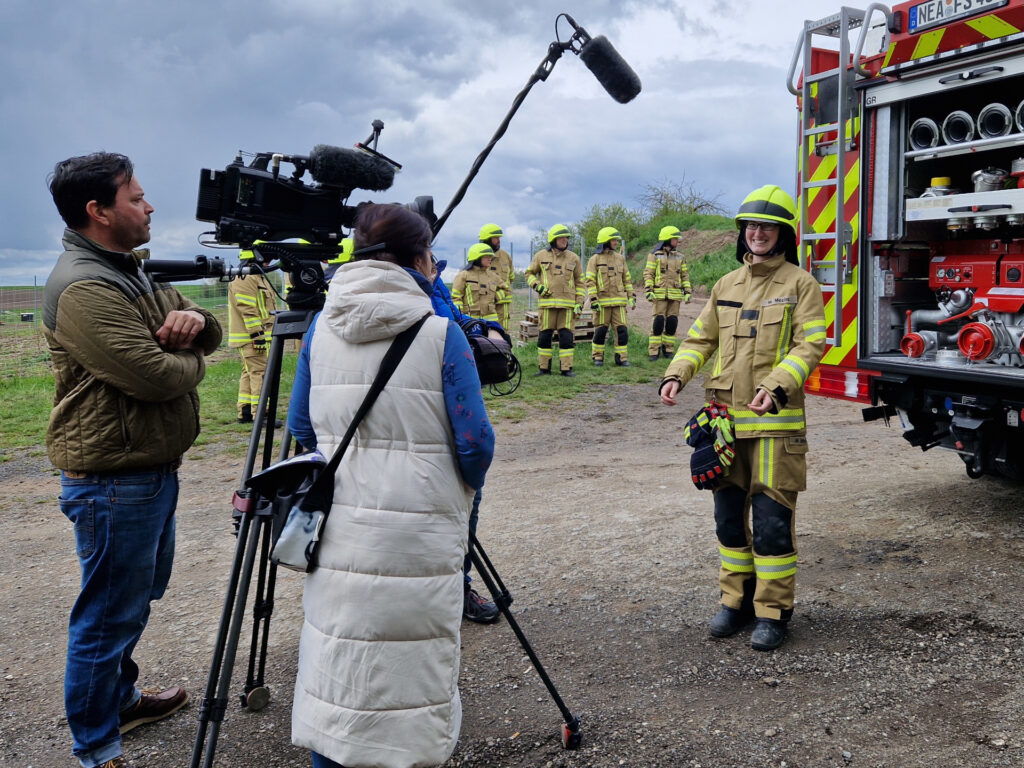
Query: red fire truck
xmin=791 ymin=0 xmax=1024 ymax=478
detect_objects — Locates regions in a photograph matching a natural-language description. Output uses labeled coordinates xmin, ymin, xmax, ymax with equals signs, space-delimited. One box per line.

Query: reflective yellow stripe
xmin=759 ymin=437 xmax=774 ymax=487
xmin=688 ymin=318 xmax=704 ymax=338
xmin=674 ymin=349 xmax=705 ymax=369
xmin=774 ymin=304 xmax=792 ymax=367
xmin=778 ymin=354 xmax=811 ymax=387
xmin=235 ymin=294 xmax=258 ymax=307
xmin=802 ymin=320 xmax=825 ymax=334
xmin=538 ymin=348 xmax=553 ymax=359
xmin=558 ymin=349 xmax=574 ymax=358
xmin=719 ymin=546 xmax=754 ymax=573
xmin=712 ymin=349 xmax=723 ymax=377
xmin=966 ymin=14 xmax=1020 ymax=38
xmin=732 ymin=410 xmax=805 ymax=433
xmin=912 ymin=29 xmax=944 ymax=60
xmin=754 ymin=554 xmax=798 ymax=579
xmin=882 ymin=41 xmax=896 ymax=69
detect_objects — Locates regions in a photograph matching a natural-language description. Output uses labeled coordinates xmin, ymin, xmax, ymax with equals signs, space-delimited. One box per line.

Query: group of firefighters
xmin=226 ymin=185 xmax=825 ymax=651
xmin=227 ymin=221 xmax=694 ymax=398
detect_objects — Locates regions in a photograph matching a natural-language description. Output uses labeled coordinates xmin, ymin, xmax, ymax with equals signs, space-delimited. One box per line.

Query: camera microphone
xmin=560 ymin=15 xmax=641 ymax=104
xmin=578 ymin=35 xmax=642 ymax=104
xmin=307 ymin=144 xmax=395 ymax=193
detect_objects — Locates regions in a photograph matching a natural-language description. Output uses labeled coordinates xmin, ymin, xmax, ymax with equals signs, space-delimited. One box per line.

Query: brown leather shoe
xmin=119 ymin=686 xmax=189 ymax=734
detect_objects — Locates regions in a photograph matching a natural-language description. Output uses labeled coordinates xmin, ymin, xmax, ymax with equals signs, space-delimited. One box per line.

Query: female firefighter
xmin=658 ymin=185 xmax=827 ymax=651
xmin=586 ymin=226 xmax=635 ymax=366
xmin=479 ymin=223 xmax=515 ymax=331
xmin=452 ymin=243 xmax=501 ymax=322
xmin=643 ymin=225 xmax=692 ymax=360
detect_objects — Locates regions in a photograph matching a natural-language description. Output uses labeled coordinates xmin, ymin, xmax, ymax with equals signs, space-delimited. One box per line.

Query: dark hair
xmin=48 ymin=152 xmax=134 ymax=229
xmin=353 ymin=204 xmax=432 ymax=268
xmin=734 ymin=226 xmax=798 ymax=266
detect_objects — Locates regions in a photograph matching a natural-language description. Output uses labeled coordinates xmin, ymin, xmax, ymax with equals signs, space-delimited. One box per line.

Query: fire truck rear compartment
xmin=862 ymin=59 xmax=1024 ymax=379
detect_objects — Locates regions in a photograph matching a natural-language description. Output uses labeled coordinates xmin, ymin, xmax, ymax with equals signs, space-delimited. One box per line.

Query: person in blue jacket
xmin=289 ymin=252 xmax=505 ymax=624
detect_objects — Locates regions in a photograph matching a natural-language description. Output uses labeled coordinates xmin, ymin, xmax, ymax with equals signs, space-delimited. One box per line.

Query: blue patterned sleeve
xmin=442 ymin=320 xmax=495 ymax=489
xmin=286 ymin=312 xmax=319 ymax=451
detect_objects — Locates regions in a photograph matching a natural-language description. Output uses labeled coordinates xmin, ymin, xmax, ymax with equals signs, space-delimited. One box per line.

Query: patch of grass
xmin=0 ymin=375 xmax=54 ymax=458
xmin=688 ymin=245 xmax=736 ymax=292
xmin=194 ymin=352 xmax=298 ymax=456
xmin=0 ymin=351 xmax=298 ymax=462
xmin=486 ymin=327 xmax=667 ymax=418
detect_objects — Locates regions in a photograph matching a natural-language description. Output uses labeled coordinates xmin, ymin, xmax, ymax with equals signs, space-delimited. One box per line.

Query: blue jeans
xmin=59 ymin=466 xmax=179 ymax=767
xmin=311 ymin=751 xmax=347 ymax=768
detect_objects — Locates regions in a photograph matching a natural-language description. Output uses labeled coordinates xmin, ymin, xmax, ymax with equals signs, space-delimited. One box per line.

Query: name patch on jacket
xmin=761 ymin=296 xmax=797 ymax=306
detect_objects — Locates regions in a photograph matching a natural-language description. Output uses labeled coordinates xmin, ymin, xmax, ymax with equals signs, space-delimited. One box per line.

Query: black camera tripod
xmin=189 ymin=306 xmax=582 ymax=767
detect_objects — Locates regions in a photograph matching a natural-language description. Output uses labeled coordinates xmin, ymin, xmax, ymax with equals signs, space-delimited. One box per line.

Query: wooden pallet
xmin=518 ymin=313 xmax=595 ymax=344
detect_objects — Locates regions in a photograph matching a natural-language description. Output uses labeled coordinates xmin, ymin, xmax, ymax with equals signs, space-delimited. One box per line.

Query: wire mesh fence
xmin=0 ymin=281 xmax=234 ymax=380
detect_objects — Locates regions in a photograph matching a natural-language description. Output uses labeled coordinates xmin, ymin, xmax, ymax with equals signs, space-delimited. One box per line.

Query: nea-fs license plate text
xmin=910 ymin=0 xmax=1008 ymax=33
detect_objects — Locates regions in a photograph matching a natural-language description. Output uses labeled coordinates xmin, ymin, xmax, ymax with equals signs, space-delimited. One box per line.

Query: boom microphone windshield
xmin=308 ymin=144 xmax=395 ymax=192
xmin=578 ymin=34 xmax=642 ymax=104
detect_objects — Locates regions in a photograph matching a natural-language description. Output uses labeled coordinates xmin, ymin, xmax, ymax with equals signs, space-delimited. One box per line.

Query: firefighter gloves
xmin=683 ymin=403 xmax=736 ymax=490
xmin=534 ymin=283 xmax=552 ymax=298
xmin=645 ymin=291 xmax=655 ymax=302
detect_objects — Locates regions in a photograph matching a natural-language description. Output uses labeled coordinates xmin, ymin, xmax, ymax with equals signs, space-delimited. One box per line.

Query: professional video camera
xmin=145 ymin=122 xmax=433 ymax=309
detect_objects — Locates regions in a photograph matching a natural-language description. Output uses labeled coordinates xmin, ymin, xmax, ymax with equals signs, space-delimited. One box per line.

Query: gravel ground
xmin=4 ymin=314 xmax=1024 ymax=767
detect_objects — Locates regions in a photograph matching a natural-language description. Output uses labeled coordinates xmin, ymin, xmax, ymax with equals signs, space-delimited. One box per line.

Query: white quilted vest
xmin=291 ymin=261 xmax=472 ymax=768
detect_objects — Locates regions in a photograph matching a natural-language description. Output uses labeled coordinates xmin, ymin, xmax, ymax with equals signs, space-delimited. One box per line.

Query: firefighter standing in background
xmin=525 ymin=224 xmax=584 ymax=376
xmin=324 ymin=236 xmax=354 ymax=282
xmin=228 ymin=244 xmax=278 ymax=423
xmin=587 ymin=226 xmax=635 ymax=367
xmin=452 ymin=243 xmax=501 ymax=322
xmin=644 ymin=225 xmax=692 ymax=361
xmin=479 ymin=223 xmax=514 ymax=331
xmin=658 ymin=185 xmax=826 ymax=651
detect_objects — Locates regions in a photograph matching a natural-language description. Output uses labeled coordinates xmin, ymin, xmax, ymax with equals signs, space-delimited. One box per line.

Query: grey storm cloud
xmin=1 ymin=0 xmax=832 ymax=283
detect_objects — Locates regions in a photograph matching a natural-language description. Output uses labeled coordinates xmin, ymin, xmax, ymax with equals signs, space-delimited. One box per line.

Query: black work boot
xmin=708 ymin=605 xmax=754 ymax=638
xmin=750 ymin=618 xmax=788 ymax=651
xmin=534 ymin=367 xmax=551 ymax=376
xmin=614 ymin=354 xmax=630 ymax=367
xmin=593 ymin=358 xmax=604 ymax=367
xmin=649 ymin=353 xmax=660 ymax=362
xmin=561 ymin=369 xmax=576 ymax=377
xmin=237 ymin=404 xmax=253 ymax=424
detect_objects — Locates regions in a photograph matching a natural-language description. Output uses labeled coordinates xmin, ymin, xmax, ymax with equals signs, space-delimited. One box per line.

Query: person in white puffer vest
xmin=286 ymin=204 xmax=495 ymax=768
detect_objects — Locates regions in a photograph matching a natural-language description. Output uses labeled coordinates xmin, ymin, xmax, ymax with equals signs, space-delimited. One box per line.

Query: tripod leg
xmin=468 ymin=534 xmax=583 ymax=750
xmin=190 ymin=508 xmax=270 ymax=767
xmin=191 ymin=317 xmax=309 ymax=767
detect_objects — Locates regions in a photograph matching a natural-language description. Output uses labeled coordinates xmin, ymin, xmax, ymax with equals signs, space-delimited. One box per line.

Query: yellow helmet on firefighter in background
xmin=658 ymin=226 xmax=682 ymax=243
xmin=239 ymin=240 xmax=267 ymax=261
xmin=467 ymin=243 xmax=495 ymax=264
xmin=734 ymin=185 xmax=798 ymax=235
xmin=548 ymin=224 xmax=571 ymax=245
xmin=596 ymin=226 xmax=622 ymax=245
xmin=328 ymin=237 xmax=354 ymax=265
xmin=479 ymin=223 xmax=503 ymax=242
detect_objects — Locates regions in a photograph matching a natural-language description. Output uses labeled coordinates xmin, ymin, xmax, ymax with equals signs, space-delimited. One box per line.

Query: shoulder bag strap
xmin=300 ymin=314 xmax=430 ymax=511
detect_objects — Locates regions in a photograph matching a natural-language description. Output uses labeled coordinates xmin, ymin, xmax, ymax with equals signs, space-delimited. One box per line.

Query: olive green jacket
xmin=43 ymin=229 xmax=223 ymax=472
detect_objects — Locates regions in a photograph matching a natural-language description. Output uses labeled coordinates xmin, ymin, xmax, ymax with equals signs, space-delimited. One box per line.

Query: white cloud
xmin=3 ymin=0 xmax=835 ymax=284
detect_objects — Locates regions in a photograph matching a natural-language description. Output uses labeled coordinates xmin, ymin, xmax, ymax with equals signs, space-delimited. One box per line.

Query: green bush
xmin=688 ymin=244 xmax=737 ymax=292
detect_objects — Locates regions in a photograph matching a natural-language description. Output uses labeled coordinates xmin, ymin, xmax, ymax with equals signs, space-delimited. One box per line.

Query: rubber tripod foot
xmin=561 ymin=722 xmax=583 ymax=749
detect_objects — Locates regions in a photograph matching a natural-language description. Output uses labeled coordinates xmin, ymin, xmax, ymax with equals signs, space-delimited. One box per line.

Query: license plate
xmin=909 ymin=0 xmax=1009 ymax=33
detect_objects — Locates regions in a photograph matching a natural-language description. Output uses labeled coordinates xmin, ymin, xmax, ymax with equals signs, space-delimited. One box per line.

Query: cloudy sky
xmin=1 ymin=0 xmax=866 ymax=284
